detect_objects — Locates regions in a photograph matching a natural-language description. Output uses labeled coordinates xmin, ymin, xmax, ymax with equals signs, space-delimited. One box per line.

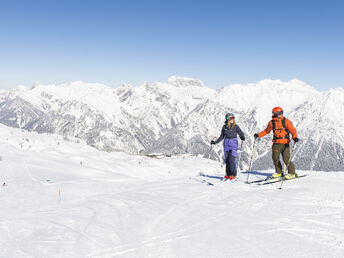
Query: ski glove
xmin=240 ymin=136 xmax=245 ymax=141
xmin=210 ymin=140 xmax=215 ymax=145
xmin=293 ymin=137 xmax=299 ymax=143
xmin=254 ymin=133 xmax=259 ymax=139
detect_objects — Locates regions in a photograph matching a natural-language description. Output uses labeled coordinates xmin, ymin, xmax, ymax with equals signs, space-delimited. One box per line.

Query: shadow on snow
xmin=240 ymin=170 xmax=272 ymax=177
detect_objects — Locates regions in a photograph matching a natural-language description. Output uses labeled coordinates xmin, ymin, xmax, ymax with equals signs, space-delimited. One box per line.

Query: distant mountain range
xmin=0 ymin=76 xmax=343 ymax=171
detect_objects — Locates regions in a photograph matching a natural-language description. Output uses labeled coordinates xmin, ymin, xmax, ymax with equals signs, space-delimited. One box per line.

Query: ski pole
xmin=246 ymin=138 xmax=257 ymax=183
xmin=208 ymin=139 xmax=214 ymax=159
xmin=236 ymin=141 xmax=244 ymax=179
xmin=279 ymin=142 xmax=297 ymax=189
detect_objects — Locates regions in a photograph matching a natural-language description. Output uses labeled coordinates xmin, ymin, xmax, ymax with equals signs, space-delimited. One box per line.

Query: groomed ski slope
xmin=0 ymin=125 xmax=344 ymax=258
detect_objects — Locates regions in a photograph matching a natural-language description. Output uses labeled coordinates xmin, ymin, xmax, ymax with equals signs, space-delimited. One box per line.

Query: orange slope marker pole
xmin=59 ymin=189 xmax=61 ymax=205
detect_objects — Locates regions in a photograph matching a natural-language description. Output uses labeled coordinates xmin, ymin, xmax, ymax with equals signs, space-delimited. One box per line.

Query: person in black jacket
xmin=211 ymin=113 xmax=245 ymax=180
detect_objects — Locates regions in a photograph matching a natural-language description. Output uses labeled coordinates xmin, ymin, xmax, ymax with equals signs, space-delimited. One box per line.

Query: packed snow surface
xmin=1 ymin=124 xmax=344 ymax=257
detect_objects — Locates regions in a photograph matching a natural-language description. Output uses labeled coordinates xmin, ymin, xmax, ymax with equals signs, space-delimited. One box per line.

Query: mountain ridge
xmin=0 ymin=76 xmax=342 ymax=171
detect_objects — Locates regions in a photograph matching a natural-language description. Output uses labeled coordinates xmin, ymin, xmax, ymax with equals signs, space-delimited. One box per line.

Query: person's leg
xmin=228 ymin=150 xmax=237 ymax=177
xmin=272 ymin=144 xmax=283 ymax=174
xmin=225 ymin=151 xmax=231 ymax=177
xmin=281 ymin=143 xmax=295 ymax=174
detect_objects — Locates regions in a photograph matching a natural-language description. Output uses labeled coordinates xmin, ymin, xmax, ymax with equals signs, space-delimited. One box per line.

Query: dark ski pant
xmin=225 ymin=150 xmax=237 ymax=177
xmin=272 ymin=143 xmax=295 ymax=174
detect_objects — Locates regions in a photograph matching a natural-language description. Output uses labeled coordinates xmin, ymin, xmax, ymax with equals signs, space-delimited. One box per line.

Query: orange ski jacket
xmin=258 ymin=116 xmax=297 ymax=144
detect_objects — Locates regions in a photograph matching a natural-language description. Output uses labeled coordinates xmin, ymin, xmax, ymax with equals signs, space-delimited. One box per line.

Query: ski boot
xmin=270 ymin=172 xmax=282 ymax=179
xmin=284 ymin=173 xmax=297 ymax=180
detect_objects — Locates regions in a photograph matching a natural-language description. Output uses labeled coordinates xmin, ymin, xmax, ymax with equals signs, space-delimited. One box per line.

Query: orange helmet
xmin=272 ymin=107 xmax=283 ymax=117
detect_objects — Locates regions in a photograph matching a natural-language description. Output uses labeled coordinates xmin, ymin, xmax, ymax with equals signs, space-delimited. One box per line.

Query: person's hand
xmin=293 ymin=137 xmax=299 ymax=143
xmin=211 ymin=140 xmax=215 ymax=145
xmin=254 ymin=133 xmax=259 ymax=139
xmin=240 ymin=136 xmax=245 ymax=141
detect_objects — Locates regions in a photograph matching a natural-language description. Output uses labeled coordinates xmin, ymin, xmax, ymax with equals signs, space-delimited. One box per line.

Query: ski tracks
xmin=254 ymin=187 xmax=344 ymax=255
xmin=91 ymin=178 xmax=226 ymax=257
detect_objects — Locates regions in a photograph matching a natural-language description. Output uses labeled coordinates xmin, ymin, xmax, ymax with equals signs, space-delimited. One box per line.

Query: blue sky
xmin=0 ymin=0 xmax=343 ymax=90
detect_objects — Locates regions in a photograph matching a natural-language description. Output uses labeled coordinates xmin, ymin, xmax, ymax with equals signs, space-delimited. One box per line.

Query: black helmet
xmin=225 ymin=113 xmax=235 ymax=120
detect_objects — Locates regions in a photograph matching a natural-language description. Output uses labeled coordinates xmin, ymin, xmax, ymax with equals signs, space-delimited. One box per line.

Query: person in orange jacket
xmin=254 ymin=107 xmax=299 ymax=179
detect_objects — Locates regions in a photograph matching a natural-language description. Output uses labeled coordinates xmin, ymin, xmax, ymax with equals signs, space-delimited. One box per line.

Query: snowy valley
xmin=0 ymin=124 xmax=344 ymax=257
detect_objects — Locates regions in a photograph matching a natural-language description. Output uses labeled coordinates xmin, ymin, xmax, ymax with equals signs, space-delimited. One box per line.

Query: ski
xmin=197 ymin=173 xmax=238 ymax=185
xmin=258 ymin=178 xmax=283 ymax=185
xmin=246 ymin=177 xmax=270 ymax=184
xmin=259 ymin=174 xmax=308 ymax=185
xmin=200 ymin=179 xmax=214 ymax=186
xmin=192 ymin=177 xmax=215 ymax=186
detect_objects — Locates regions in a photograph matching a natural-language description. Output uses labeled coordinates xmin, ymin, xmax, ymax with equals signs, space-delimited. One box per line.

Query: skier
xmin=254 ymin=107 xmax=299 ymax=179
xmin=211 ymin=113 xmax=245 ymax=180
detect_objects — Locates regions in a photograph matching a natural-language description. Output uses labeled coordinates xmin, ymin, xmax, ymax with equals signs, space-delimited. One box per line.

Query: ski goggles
xmin=226 ymin=116 xmax=235 ymax=120
xmin=272 ymin=111 xmax=283 ymax=117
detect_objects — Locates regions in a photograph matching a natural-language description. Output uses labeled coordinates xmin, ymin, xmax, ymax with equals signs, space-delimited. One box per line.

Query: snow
xmin=0 ymin=76 xmax=321 ymax=133
xmin=1 ymin=124 xmax=344 ymax=257
xmin=0 ymin=77 xmax=325 ymax=127
xmin=9 ymin=80 xmax=124 ymax=122
xmin=167 ymin=75 xmax=206 ymax=88
xmin=0 ymin=76 xmax=343 ymax=171
xmin=216 ymin=78 xmax=319 ymax=127
xmin=291 ymin=87 xmax=344 ymax=143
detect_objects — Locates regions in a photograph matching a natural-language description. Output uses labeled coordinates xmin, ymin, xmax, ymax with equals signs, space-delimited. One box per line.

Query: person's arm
xmin=258 ymin=121 xmax=272 ymax=138
xmin=236 ymin=125 xmax=245 ymax=140
xmin=213 ymin=126 xmax=225 ymax=144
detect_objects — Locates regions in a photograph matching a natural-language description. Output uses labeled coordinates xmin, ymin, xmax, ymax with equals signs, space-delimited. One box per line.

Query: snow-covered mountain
xmin=289 ymin=88 xmax=344 ymax=170
xmin=0 ymin=76 xmax=343 ymax=171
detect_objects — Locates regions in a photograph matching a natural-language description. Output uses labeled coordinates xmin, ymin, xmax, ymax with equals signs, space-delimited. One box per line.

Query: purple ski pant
xmin=223 ymin=138 xmax=238 ymax=177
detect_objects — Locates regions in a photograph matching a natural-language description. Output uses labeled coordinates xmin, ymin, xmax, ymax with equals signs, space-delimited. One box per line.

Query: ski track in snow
xmin=0 ymin=126 xmax=344 ymax=257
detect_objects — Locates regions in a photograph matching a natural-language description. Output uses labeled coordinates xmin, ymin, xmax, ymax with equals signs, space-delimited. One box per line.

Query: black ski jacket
xmin=214 ymin=124 xmax=245 ymax=144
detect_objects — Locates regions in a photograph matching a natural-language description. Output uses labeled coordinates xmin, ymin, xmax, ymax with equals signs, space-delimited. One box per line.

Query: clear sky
xmin=0 ymin=0 xmax=343 ymax=90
